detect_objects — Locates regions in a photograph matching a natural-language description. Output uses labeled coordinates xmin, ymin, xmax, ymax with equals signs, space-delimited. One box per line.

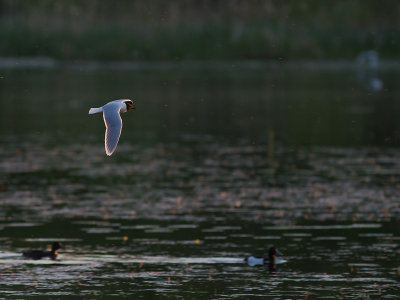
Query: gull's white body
xmin=89 ymin=99 xmax=134 ymax=156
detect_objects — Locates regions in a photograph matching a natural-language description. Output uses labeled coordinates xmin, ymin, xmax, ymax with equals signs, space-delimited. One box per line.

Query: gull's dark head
xmin=124 ymin=99 xmax=135 ymax=111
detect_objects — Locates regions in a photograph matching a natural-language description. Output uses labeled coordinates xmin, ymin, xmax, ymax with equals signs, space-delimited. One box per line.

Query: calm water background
xmin=0 ymin=63 xmax=400 ymax=298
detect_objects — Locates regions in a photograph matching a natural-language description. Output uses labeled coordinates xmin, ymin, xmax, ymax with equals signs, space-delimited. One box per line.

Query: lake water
xmin=0 ymin=62 xmax=399 ymax=298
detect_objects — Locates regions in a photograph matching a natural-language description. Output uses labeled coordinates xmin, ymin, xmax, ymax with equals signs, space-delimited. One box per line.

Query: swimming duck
xmin=244 ymin=246 xmax=285 ymax=271
xmin=22 ymin=242 xmax=64 ymax=260
xmin=89 ymin=99 xmax=135 ymax=156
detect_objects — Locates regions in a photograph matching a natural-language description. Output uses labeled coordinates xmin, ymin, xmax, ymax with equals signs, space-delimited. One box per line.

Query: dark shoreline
xmin=1 ymin=57 xmax=399 ymax=71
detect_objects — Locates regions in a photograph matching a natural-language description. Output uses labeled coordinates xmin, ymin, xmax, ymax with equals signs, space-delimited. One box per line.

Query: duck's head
xmin=51 ymin=242 xmax=64 ymax=252
xmin=268 ymin=246 xmax=282 ymax=259
xmin=268 ymin=247 xmax=282 ymax=263
xmin=268 ymin=246 xmax=283 ymax=272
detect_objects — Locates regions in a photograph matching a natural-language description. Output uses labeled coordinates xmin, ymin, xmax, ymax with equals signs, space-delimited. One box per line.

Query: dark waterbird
xmin=22 ymin=242 xmax=64 ymax=260
xmin=244 ymin=246 xmax=285 ymax=271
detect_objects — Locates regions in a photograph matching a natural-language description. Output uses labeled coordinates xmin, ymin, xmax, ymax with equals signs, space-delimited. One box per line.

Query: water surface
xmin=0 ymin=63 xmax=399 ymax=298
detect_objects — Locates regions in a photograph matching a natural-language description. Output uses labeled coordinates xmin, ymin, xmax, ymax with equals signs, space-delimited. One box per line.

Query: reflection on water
xmin=0 ymin=66 xmax=400 ymax=298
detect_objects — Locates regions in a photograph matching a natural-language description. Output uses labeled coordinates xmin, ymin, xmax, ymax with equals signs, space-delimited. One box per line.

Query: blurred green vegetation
xmin=0 ymin=0 xmax=399 ymax=61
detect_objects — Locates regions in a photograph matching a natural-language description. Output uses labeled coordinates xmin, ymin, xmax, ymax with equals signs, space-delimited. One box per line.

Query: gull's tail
xmin=89 ymin=107 xmax=103 ymax=114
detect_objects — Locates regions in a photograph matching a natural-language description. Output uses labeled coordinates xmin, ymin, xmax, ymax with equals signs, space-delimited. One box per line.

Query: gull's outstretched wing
xmin=103 ymin=103 xmax=123 ymax=156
